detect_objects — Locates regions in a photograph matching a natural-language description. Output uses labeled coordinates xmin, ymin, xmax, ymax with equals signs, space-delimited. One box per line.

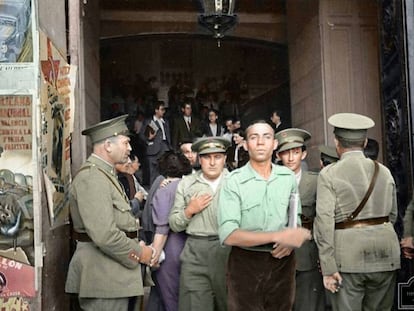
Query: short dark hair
xmin=232 ymin=128 xmax=245 ymax=138
xmin=271 ymin=110 xmax=281 ymax=117
xmin=158 ymin=151 xmax=193 ymax=178
xmin=208 ymin=109 xmax=219 ymax=116
xmin=364 ymin=138 xmax=379 ymax=160
xmin=153 ymin=101 xmax=165 ymax=112
xmin=180 ymin=98 xmax=194 ymax=109
xmin=335 ymin=136 xmax=366 ymax=149
xmin=245 ymin=119 xmax=274 ymax=136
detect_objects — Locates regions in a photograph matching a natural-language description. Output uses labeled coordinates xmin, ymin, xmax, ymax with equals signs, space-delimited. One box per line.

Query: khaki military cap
xmin=192 ymin=137 xmax=231 ymax=155
xmin=82 ymin=114 xmax=130 ymax=143
xmin=328 ymin=113 xmax=374 ymax=140
xmin=275 ymin=128 xmax=311 ymax=153
xmin=318 ymin=145 xmax=339 ymax=163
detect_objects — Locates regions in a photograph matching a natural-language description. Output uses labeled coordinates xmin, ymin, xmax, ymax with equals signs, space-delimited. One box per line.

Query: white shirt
xmin=153 ymin=116 xmax=166 ymax=140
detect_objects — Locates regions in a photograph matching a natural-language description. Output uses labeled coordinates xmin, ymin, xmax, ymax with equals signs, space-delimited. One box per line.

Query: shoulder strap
xmin=347 ymin=160 xmax=379 ymax=221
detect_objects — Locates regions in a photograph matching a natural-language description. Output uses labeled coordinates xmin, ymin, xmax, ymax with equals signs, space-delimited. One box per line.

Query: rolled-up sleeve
xmin=218 ymin=177 xmax=242 ymax=244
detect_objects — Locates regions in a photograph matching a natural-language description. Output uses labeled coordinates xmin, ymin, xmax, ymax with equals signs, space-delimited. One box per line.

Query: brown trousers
xmin=227 ymin=247 xmax=296 ymax=311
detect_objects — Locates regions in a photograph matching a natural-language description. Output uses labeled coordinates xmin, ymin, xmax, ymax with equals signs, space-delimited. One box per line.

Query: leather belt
xmin=72 ymin=230 xmax=138 ymax=242
xmin=301 ymin=222 xmax=313 ymax=230
xmin=188 ymin=235 xmax=219 ymax=241
xmin=335 ymin=216 xmax=389 ymax=230
xmin=301 ymin=215 xmax=314 ymax=230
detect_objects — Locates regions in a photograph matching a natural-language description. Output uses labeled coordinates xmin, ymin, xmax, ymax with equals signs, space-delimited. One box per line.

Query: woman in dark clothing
xmin=145 ymin=151 xmax=192 ymax=311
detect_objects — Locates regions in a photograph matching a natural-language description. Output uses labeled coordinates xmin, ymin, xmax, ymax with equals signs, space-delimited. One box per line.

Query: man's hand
xmin=323 ymin=272 xmax=343 ymax=293
xmin=401 ymin=237 xmax=414 ymax=259
xmin=134 ymin=191 xmax=144 ymax=203
xmin=147 ymin=131 xmax=156 ymax=141
xmin=184 ymin=194 xmax=213 ymax=218
xmin=273 ymin=227 xmax=311 ymax=248
xmin=270 ymin=244 xmax=292 ymax=259
xmin=138 ymin=241 xmax=155 ymax=265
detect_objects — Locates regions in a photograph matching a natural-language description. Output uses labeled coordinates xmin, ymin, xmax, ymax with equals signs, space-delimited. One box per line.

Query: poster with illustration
xmin=0 ymin=95 xmax=34 ymax=267
xmin=40 ymin=30 xmax=75 ymax=227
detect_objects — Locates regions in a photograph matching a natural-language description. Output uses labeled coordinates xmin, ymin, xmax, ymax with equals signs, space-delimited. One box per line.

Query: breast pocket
xmin=240 ymin=201 xmax=262 ymax=230
xmin=112 ymin=203 xmax=136 ymax=231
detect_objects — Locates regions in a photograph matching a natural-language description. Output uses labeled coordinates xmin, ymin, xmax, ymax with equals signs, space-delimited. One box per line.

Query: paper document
xmin=148 ymin=120 xmax=159 ymax=133
xmin=288 ymin=192 xmax=299 ymax=228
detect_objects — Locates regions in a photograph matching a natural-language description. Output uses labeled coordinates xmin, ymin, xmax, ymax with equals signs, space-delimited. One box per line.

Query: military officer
xmin=275 ymin=128 xmax=325 ymax=311
xmin=314 ymin=113 xmax=400 ymax=311
xmin=318 ymin=145 xmax=339 ymax=168
xmin=65 ymin=115 xmax=154 ymax=311
xmin=169 ymin=137 xmax=231 ymax=311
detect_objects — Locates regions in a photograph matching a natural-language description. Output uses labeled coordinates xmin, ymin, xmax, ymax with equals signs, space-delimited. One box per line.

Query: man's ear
xmin=301 ymin=150 xmax=307 ymax=161
xmin=103 ymin=139 xmax=112 ymax=153
xmin=273 ymin=139 xmax=278 ymax=151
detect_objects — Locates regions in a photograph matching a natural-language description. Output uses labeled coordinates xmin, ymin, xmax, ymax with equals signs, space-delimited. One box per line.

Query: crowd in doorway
xmin=103 ymin=72 xmax=252 ymax=187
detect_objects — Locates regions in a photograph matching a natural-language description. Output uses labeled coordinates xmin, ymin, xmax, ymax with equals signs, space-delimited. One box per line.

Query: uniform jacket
xmin=65 ymin=155 xmax=144 ymax=298
xmin=296 ymin=170 xmax=319 ymax=271
xmin=139 ymin=117 xmax=171 ymax=156
xmin=172 ymin=116 xmax=202 ymax=150
xmin=169 ymin=169 xmax=228 ymax=235
xmin=314 ymin=151 xmax=400 ymax=275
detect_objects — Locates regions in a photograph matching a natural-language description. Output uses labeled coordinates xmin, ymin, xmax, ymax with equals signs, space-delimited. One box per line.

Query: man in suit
xmin=140 ymin=101 xmax=171 ymax=185
xmin=314 ymin=113 xmax=400 ymax=311
xmin=270 ymin=110 xmax=288 ymax=133
xmin=275 ymin=128 xmax=325 ymax=311
xmin=65 ymin=115 xmax=154 ymax=311
xmin=172 ymin=99 xmax=201 ymax=150
xmin=201 ymin=109 xmax=225 ymax=137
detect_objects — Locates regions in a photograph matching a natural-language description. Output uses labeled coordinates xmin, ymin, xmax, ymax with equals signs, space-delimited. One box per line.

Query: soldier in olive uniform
xmin=169 ymin=137 xmax=231 ymax=311
xmin=275 ymin=128 xmax=325 ymax=311
xmin=65 ymin=115 xmax=154 ymax=311
xmin=314 ymin=113 xmax=400 ymax=311
xmin=318 ymin=145 xmax=339 ymax=169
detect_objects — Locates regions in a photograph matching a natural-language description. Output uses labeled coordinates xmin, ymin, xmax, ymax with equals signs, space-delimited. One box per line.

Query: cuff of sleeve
xmin=155 ymin=225 xmax=169 ymax=235
xmin=218 ymin=223 xmax=239 ymax=245
xmin=321 ymin=259 xmax=338 ymax=276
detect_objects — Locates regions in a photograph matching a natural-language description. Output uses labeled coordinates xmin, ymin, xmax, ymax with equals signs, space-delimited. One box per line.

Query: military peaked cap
xmin=275 ymin=128 xmax=311 ymax=153
xmin=82 ymin=114 xmax=130 ymax=143
xmin=192 ymin=137 xmax=230 ymax=155
xmin=328 ymin=113 xmax=374 ymax=140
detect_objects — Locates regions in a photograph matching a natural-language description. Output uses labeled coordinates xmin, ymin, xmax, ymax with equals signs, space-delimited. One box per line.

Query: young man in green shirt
xmin=218 ymin=120 xmax=311 ymax=311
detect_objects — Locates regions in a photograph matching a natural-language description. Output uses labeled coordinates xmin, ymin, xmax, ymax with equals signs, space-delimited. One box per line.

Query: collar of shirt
xmin=295 ymin=169 xmax=302 ymax=185
xmin=184 ymin=116 xmax=191 ymax=123
xmin=153 ymin=116 xmax=164 ymax=123
xmin=200 ymin=173 xmax=223 ymax=193
xmin=236 ymin=162 xmax=294 ymax=184
xmin=340 ymin=150 xmax=365 ymax=160
xmin=90 ymin=153 xmax=116 ymax=175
